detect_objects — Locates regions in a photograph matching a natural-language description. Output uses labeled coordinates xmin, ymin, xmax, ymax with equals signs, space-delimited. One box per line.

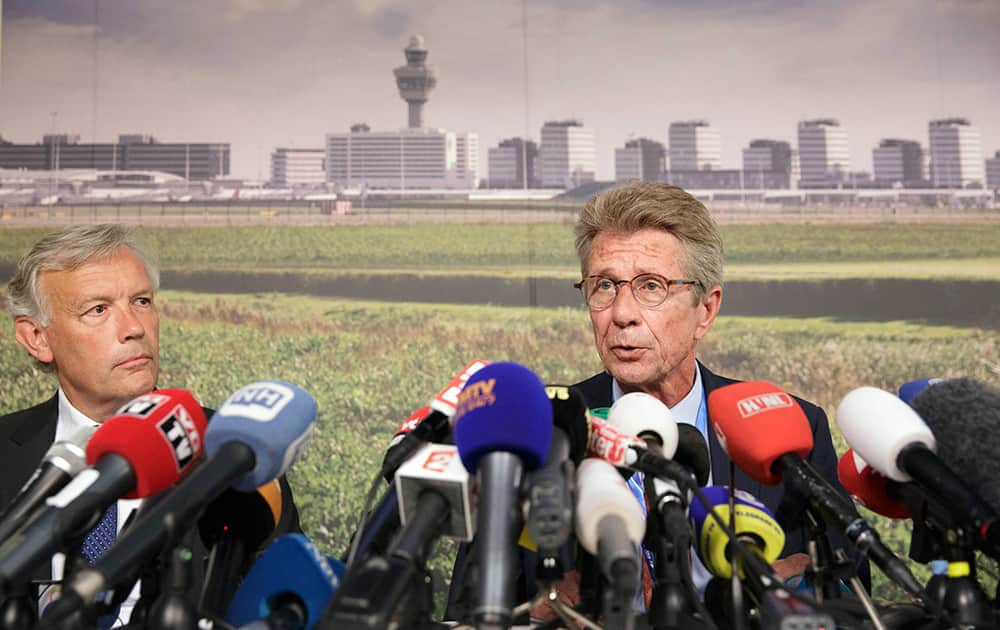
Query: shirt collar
xmin=611 ymin=362 xmax=704 ymax=427
xmin=54 ymin=389 xmax=100 ymax=444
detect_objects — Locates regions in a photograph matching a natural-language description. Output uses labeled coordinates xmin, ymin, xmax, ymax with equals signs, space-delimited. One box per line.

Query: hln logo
xmin=736 ymin=393 xmax=793 ymax=418
xmin=158 ymin=411 xmax=198 ymax=470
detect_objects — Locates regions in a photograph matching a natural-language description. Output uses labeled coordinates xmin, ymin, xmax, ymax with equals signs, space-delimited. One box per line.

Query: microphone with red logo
xmin=0 ymin=389 xmax=207 ymax=595
xmin=47 ymin=380 xmax=316 ymax=618
xmin=837 ymin=449 xmax=910 ymax=520
xmin=320 ymin=442 xmax=474 ymax=630
xmin=708 ymin=381 xmax=923 ymax=598
xmin=381 ymin=359 xmax=489 ymax=480
xmin=347 ymin=360 xmax=490 ymax=570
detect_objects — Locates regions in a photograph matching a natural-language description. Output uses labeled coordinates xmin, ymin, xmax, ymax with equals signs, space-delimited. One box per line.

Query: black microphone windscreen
xmin=548 ymin=385 xmax=591 ymax=464
xmin=910 ymin=378 xmax=1000 ymax=513
xmin=676 ymin=424 xmax=711 ymax=486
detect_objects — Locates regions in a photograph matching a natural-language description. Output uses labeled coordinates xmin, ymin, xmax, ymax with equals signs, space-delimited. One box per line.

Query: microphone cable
xmin=343 ymin=469 xmax=385 ymax=569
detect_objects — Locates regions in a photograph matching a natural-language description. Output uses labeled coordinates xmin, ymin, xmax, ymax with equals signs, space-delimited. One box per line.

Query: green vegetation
xmin=2 ymin=224 xmax=1000 ymax=279
xmin=2 ymin=290 xmax=997 ymax=605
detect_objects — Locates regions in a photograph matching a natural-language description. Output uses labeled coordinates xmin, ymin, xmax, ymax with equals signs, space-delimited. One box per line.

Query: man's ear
xmin=14 ymin=316 xmax=54 ymax=364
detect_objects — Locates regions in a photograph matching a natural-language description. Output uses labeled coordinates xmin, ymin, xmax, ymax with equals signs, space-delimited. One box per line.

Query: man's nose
xmin=118 ymin=306 xmax=146 ymax=341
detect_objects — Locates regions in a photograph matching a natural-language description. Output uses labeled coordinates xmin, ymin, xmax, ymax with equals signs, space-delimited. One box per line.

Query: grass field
xmin=2 ymin=289 xmax=997 ymax=608
xmin=2 ymin=224 xmax=1000 ymax=279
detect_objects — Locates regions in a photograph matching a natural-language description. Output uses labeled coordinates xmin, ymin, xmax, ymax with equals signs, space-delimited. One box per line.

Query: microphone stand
xmin=0 ymin=584 xmax=37 ymax=630
xmin=643 ymin=475 xmax=698 ymax=630
xmin=901 ymin=485 xmax=994 ymax=628
xmin=801 ymin=507 xmax=845 ymax=603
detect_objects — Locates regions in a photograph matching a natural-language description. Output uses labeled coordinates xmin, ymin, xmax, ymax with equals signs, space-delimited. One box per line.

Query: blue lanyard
xmin=627 ymin=387 xmax=709 ymax=592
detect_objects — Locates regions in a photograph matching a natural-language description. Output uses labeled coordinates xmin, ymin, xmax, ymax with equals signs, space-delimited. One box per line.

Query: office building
xmin=270 ymin=148 xmax=326 ymax=187
xmin=538 ymin=120 xmax=596 ymax=189
xmin=741 ymin=139 xmax=792 ymax=189
xmin=487 ymin=137 xmax=538 ymax=188
xmin=668 ymin=121 xmax=721 ymax=172
xmin=797 ymin=119 xmax=850 ymax=188
xmin=873 ymin=139 xmax=925 ymax=186
xmin=615 ymin=138 xmax=665 ymax=183
xmin=986 ymin=151 xmax=1000 ymax=189
xmin=928 ymin=118 xmax=985 ymax=188
xmin=325 ymin=124 xmax=479 ymax=190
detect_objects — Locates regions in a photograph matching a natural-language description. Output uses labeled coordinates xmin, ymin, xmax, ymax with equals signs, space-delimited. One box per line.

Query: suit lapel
xmin=699 ymin=363 xmax=770 ymax=502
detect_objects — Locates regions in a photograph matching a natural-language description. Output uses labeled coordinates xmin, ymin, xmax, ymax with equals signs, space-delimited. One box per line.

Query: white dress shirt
xmin=40 ymin=390 xmax=143 ymax=627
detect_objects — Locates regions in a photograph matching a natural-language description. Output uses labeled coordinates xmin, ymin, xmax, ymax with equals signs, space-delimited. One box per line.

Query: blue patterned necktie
xmin=81 ymin=503 xmax=117 ymax=564
xmin=80 ymin=503 xmax=120 ymax=628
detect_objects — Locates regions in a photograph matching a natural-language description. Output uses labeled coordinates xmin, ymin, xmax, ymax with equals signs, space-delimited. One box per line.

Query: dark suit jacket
xmin=570 ymin=362 xmax=845 ymax=559
xmin=0 ymin=393 xmax=302 ymax=613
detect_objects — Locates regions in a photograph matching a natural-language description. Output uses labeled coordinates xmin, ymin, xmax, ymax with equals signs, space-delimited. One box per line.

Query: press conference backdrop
xmin=1 ymin=219 xmax=998 ymax=613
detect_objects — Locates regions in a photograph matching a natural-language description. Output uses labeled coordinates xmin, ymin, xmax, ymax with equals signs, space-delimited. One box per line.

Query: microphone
xmin=395 ymin=443 xmax=474 ymax=541
xmin=604 ymin=392 xmax=693 ymax=549
xmin=453 ymin=361 xmax=552 ymax=630
xmin=0 ymin=425 xmax=96 ymax=543
xmin=199 ymin=480 xmax=285 ymax=619
xmin=0 ymin=389 xmax=207 ymax=595
xmin=226 ymin=534 xmax=344 ymax=630
xmin=836 ymin=449 xmax=910 ymax=519
xmin=381 ymin=359 xmax=489 ymax=479
xmin=909 ymin=378 xmax=1000 ymax=514
xmin=520 ymin=385 xmax=589 ymax=562
xmin=574 ymin=458 xmax=644 ymax=628
xmin=544 ymin=385 xmax=591 ymax=464
xmin=898 ymin=378 xmax=944 ymax=405
xmin=676 ymin=424 xmax=711 ymax=487
xmin=692 ymin=485 xmax=836 ymax=630
xmin=838 ymin=384 xmax=1000 ymax=558
xmin=320 ymin=442 xmax=472 ymax=629
xmin=709 ymin=381 xmax=923 ymax=597
xmin=689 ymin=486 xmax=785 ymax=579
xmin=523 ymin=428 xmax=573 ymax=566
xmin=54 ymin=381 xmax=316 ymax=609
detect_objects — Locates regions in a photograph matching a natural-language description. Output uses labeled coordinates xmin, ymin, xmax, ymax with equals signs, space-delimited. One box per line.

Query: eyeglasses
xmin=573 ymin=273 xmax=700 ymax=310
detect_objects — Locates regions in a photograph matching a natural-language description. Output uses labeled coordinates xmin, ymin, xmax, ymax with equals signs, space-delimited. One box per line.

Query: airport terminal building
xmin=0 ymin=134 xmax=230 ymax=181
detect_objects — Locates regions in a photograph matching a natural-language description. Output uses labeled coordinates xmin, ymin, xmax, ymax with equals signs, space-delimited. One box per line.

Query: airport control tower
xmin=393 ymin=35 xmax=437 ymax=129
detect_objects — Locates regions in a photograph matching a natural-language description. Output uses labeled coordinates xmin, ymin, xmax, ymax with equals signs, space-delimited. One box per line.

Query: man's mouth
xmin=610 ymin=344 xmax=646 ymax=358
xmin=116 ymin=354 xmax=152 ymax=368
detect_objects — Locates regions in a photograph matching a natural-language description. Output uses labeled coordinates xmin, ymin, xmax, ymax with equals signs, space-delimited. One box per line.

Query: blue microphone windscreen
xmin=452 ymin=362 xmax=552 ymax=474
xmin=225 ymin=534 xmax=341 ymax=630
xmin=206 ymin=381 xmax=317 ymax=491
xmin=898 ymin=378 xmax=943 ymax=405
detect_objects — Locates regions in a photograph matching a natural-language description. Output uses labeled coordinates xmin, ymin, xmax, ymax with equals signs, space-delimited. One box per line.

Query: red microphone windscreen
xmin=86 ymin=389 xmax=208 ymax=499
xmin=837 ymin=449 xmax=910 ymax=519
xmin=707 ymin=381 xmax=813 ymax=485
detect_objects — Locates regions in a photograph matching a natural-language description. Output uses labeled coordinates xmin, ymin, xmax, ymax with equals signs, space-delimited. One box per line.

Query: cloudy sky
xmin=2 ymin=0 xmax=998 ymax=180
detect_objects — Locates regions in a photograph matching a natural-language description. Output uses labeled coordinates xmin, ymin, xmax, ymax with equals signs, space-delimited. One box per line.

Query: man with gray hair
xmin=0 ymin=224 xmax=298 ymax=626
xmin=566 ymin=182 xmax=859 ymax=614
xmin=2 ymin=224 xmax=161 ymax=505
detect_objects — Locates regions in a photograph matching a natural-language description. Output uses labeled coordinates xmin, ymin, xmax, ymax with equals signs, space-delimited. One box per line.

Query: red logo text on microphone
xmin=422 ymin=448 xmax=458 ymax=474
xmin=736 ymin=392 xmax=794 ymax=418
